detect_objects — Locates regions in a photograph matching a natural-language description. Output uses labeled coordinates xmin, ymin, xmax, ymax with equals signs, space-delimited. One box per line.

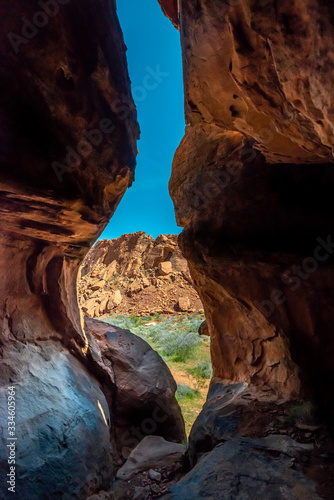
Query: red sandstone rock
xmin=0 ymin=1 xmax=139 ymax=497
xmin=78 ymin=232 xmax=202 ymax=316
xmin=0 ymin=0 xmax=139 ymax=353
xmin=165 ymin=0 xmax=334 ymax=414
xmin=158 ymin=0 xmax=179 ymax=28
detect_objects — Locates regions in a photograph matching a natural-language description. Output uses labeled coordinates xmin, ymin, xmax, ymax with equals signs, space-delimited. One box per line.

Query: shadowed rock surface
xmin=159 ymin=0 xmax=334 ymax=417
xmin=0 ymin=0 xmax=141 ymax=497
xmin=85 ymin=317 xmax=186 ymax=460
xmin=161 ymin=437 xmax=321 ymax=500
xmin=154 ymin=1 xmax=334 ymax=498
xmin=0 ymin=313 xmax=186 ymax=499
xmin=113 ymin=436 xmax=186 ymax=500
xmin=0 ymin=342 xmax=113 ymax=500
xmin=0 ymin=0 xmax=139 ymax=355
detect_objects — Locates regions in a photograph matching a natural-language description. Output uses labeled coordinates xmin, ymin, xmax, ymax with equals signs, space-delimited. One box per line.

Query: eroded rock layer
xmin=0 ymin=0 xmax=139 ymax=352
xmin=160 ymin=0 xmax=334 ymax=413
xmin=0 ymin=0 xmax=142 ymax=496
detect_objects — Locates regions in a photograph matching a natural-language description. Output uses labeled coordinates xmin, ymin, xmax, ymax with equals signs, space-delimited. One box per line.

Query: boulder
xmin=82 ymin=298 xmax=101 ymax=318
xmin=91 ymin=279 xmax=106 ymax=291
xmin=116 ymin=436 xmax=186 ymax=480
xmin=159 ymin=261 xmax=173 ymax=276
xmin=85 ymin=318 xmax=186 ymax=456
xmin=177 ymin=296 xmax=191 ymax=312
xmin=161 ymin=437 xmax=320 ymax=500
xmin=108 ymin=290 xmax=123 ymax=308
xmin=188 ymin=381 xmax=247 ymax=466
xmin=142 ymin=277 xmax=150 ymax=288
xmin=127 ymin=280 xmax=143 ymax=296
xmin=112 ymin=436 xmax=186 ymax=500
xmin=99 ymin=295 xmax=111 ymax=315
xmin=0 ymin=343 xmax=113 ymax=500
xmin=169 ymin=252 xmax=189 ymax=274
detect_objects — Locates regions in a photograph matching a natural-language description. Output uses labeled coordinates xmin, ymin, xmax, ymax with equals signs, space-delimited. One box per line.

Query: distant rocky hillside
xmin=78 ymin=232 xmax=203 ymax=317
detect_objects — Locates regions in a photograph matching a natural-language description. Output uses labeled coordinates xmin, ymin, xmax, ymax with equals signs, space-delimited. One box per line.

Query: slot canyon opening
xmin=78 ymin=234 xmax=211 ymax=437
xmin=78 ymin=0 xmax=211 ymax=437
xmin=1 ymin=0 xmax=334 ymax=499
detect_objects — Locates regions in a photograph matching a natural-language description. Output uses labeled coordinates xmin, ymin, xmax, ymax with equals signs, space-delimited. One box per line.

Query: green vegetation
xmin=188 ymin=361 xmax=213 ymax=380
xmin=176 ymin=384 xmax=199 ymax=400
xmin=103 ymin=313 xmax=211 ymax=435
xmin=105 ymin=313 xmax=206 ymax=349
xmin=157 ymin=331 xmax=200 ymax=362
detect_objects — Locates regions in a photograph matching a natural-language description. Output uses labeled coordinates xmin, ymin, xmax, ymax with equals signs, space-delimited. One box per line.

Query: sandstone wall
xmin=0 ymin=2 xmax=185 ymax=497
xmin=159 ymin=0 xmax=334 ymax=414
xmin=0 ymin=0 xmax=139 ymax=352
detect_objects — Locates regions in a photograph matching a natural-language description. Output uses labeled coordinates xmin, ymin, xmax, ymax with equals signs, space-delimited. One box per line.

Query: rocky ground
xmin=87 ymin=385 xmax=334 ymax=500
xmin=78 ymin=232 xmax=203 ymax=318
xmin=79 ymin=232 xmax=334 ymax=499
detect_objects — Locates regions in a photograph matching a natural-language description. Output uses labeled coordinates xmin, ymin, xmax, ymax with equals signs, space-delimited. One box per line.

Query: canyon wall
xmin=0 ymin=0 xmax=139 ymax=353
xmin=159 ymin=0 xmax=334 ymax=414
xmin=0 ymin=2 xmax=186 ymax=498
xmin=78 ymin=232 xmax=203 ymax=317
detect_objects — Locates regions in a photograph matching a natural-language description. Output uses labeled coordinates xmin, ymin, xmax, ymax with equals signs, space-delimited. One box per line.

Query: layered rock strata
xmin=0 ymin=1 xmax=185 ymax=498
xmin=159 ymin=0 xmax=334 ymax=415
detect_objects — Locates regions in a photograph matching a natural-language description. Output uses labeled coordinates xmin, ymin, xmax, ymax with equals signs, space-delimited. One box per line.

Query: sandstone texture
xmin=2 ymin=0 xmax=334 ymax=497
xmin=157 ymin=0 xmax=179 ymax=29
xmin=0 ymin=1 xmax=188 ymax=497
xmin=0 ymin=342 xmax=113 ymax=500
xmin=159 ymin=0 xmax=334 ymax=416
xmin=0 ymin=1 xmax=190 ymax=496
xmin=162 ymin=437 xmax=321 ymax=500
xmin=85 ymin=317 xmax=186 ymax=459
xmin=78 ymin=232 xmax=203 ymax=317
xmin=0 ymin=0 xmax=139 ymax=355
xmin=0 ymin=1 xmax=140 ymax=494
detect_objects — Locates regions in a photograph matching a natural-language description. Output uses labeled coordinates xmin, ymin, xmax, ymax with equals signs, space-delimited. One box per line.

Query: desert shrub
xmin=190 ymin=361 xmax=213 ymax=380
xmin=158 ymin=331 xmax=200 ymax=362
xmin=176 ymin=384 xmax=199 ymax=400
xmin=103 ymin=313 xmax=205 ymax=359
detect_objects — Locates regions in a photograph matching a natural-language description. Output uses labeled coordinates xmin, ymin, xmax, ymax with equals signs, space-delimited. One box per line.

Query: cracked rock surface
xmin=159 ymin=0 xmax=334 ymax=417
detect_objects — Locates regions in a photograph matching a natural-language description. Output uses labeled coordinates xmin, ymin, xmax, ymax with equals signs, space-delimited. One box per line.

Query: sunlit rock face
xmin=0 ymin=0 xmax=139 ymax=495
xmin=160 ymin=0 xmax=334 ymax=414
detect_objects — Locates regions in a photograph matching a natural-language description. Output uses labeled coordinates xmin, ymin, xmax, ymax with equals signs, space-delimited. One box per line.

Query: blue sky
xmin=99 ymin=0 xmax=184 ymax=240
